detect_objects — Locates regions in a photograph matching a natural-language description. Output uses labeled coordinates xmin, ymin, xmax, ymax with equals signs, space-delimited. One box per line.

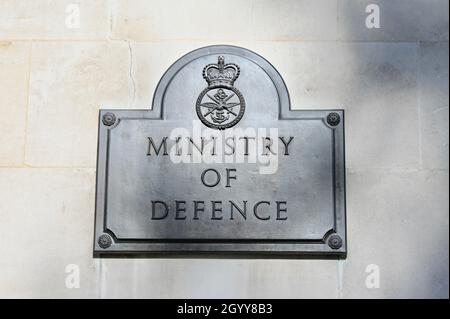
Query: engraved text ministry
xmin=146 ymin=136 xmax=294 ymax=157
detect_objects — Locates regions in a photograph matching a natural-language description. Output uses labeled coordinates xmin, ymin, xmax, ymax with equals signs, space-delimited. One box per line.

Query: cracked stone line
xmin=127 ymin=40 xmax=136 ymax=108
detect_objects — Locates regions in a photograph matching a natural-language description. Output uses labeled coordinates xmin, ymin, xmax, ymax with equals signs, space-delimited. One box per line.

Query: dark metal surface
xmin=93 ymin=45 xmax=346 ymax=256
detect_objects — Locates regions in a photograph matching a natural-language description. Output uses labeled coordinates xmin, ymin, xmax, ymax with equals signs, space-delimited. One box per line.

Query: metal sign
xmin=94 ymin=45 xmax=346 ymax=256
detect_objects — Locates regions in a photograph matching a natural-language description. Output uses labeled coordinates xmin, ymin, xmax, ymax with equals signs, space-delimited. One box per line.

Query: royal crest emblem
xmin=196 ymin=56 xmax=245 ymax=129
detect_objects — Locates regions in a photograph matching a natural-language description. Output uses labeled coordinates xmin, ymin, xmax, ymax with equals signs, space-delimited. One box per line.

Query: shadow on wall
xmin=339 ymin=0 xmax=449 ymax=298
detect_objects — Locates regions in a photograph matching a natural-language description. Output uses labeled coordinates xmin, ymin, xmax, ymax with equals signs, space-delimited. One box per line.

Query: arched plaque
xmin=94 ymin=45 xmax=346 ymax=256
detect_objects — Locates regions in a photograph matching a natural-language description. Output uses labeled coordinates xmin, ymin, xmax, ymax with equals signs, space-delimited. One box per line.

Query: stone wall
xmin=0 ymin=0 xmax=448 ymax=298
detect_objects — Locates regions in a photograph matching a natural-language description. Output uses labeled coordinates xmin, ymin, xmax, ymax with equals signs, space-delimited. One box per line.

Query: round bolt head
xmin=98 ymin=234 xmax=112 ymax=249
xmin=328 ymin=234 xmax=343 ymax=249
xmin=102 ymin=112 xmax=116 ymax=126
xmin=326 ymin=112 xmax=340 ymax=126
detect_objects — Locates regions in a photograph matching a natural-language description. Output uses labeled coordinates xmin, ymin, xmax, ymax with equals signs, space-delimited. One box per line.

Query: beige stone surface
xmin=339 ymin=0 xmax=449 ymax=41
xmin=0 ymin=168 xmax=97 ymax=298
xmin=99 ymin=259 xmax=338 ymax=298
xmin=129 ymin=41 xmax=213 ymax=108
xmin=0 ymin=0 xmax=109 ymax=40
xmin=25 ymin=42 xmax=133 ymax=167
xmin=419 ymin=42 xmax=449 ymax=169
xmin=111 ymin=0 xmax=338 ymax=41
xmin=342 ymin=169 xmax=449 ymax=298
xmin=0 ymin=42 xmax=30 ymax=166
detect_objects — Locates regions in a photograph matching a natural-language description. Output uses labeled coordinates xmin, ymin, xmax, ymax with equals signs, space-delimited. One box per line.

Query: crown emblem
xmin=202 ymin=56 xmax=240 ymax=87
xmin=196 ymin=56 xmax=245 ymax=130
